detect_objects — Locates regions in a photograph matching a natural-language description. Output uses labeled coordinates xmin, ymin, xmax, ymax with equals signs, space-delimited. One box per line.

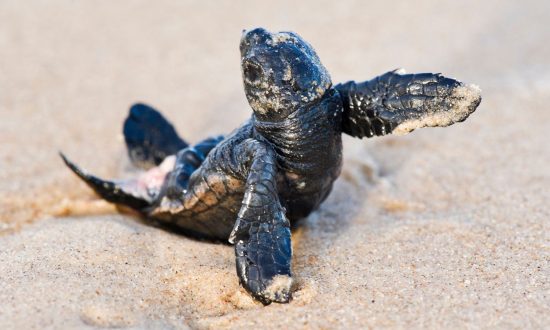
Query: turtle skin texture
xmin=62 ymin=28 xmax=481 ymax=305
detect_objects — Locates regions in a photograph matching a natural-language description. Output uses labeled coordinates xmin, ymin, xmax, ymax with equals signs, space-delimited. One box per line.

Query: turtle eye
xmin=244 ymin=61 xmax=263 ymax=84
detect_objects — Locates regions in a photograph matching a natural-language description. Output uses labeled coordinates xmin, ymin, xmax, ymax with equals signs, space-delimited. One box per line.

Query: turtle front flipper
xmin=335 ymin=70 xmax=482 ymax=138
xmin=60 ymin=153 xmax=173 ymax=212
xmin=123 ymin=103 xmax=188 ymax=169
xmin=228 ymin=139 xmax=293 ymax=305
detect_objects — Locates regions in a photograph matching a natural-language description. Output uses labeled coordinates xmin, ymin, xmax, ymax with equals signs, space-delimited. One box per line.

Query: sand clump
xmin=261 ymin=275 xmax=293 ymax=302
xmin=223 ymin=289 xmax=261 ymax=310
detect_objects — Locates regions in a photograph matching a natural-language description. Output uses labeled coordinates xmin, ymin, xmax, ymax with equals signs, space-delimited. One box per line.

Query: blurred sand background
xmin=1 ymin=0 xmax=549 ymax=329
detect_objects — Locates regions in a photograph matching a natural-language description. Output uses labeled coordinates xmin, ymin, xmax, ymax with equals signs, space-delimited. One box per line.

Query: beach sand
xmin=0 ymin=1 xmax=548 ymax=328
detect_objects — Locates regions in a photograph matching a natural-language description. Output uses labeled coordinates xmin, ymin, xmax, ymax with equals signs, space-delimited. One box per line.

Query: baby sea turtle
xmin=61 ymin=28 xmax=481 ymax=304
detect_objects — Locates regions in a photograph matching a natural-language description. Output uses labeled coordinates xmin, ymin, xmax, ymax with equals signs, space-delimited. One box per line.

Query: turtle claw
xmin=59 ymin=152 xmax=152 ymax=211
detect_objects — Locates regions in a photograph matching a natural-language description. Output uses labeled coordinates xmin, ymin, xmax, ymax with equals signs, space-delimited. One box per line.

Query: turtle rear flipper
xmin=60 ymin=153 xmax=172 ymax=212
xmin=123 ymin=103 xmax=188 ymax=169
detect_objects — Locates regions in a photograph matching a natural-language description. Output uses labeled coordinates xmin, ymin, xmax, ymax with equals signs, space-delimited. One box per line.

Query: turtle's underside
xmin=62 ymin=28 xmax=481 ymax=304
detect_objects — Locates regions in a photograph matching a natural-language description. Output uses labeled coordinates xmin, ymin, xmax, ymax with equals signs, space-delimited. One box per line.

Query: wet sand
xmin=1 ymin=1 xmax=549 ymax=328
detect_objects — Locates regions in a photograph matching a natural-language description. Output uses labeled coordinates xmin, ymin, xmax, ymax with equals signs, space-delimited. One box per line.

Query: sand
xmin=1 ymin=0 xmax=549 ymax=329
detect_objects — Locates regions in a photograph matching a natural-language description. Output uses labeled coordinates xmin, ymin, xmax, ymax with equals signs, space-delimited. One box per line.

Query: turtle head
xmin=240 ymin=28 xmax=332 ymax=121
